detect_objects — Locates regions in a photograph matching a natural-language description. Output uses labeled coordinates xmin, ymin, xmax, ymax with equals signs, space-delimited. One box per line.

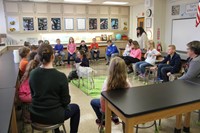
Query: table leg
xmin=174 ymin=114 xmax=182 ymax=133
xmin=105 ymin=100 xmax=112 ymax=133
xmin=183 ymin=112 xmax=191 ymax=132
xmin=10 ymin=105 xmax=18 ymax=133
xmin=125 ymin=120 xmax=133 ymax=133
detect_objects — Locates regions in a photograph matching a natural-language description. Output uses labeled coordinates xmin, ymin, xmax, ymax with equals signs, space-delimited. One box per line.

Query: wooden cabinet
xmin=4 ymin=2 xmax=19 ymax=13
xmin=75 ymin=5 xmax=86 ymax=14
xmin=100 ymin=6 xmax=109 ymax=15
xmin=88 ymin=6 xmax=99 ymax=15
xmin=21 ymin=2 xmax=35 ymax=13
xmin=63 ymin=4 xmax=74 ymax=14
xmin=110 ymin=7 xmax=119 ymax=15
xmin=35 ymin=3 xmax=48 ymax=14
xmin=49 ymin=4 xmax=62 ymax=14
xmin=120 ymin=7 xmax=129 ymax=15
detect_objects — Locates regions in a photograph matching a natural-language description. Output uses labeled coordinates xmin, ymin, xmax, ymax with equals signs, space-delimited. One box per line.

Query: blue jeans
xmin=135 ymin=61 xmax=153 ymax=74
xmin=106 ymin=53 xmax=119 ymax=63
xmin=90 ymin=49 xmax=100 ymax=60
xmin=157 ymin=64 xmax=173 ymax=82
xmin=90 ymin=99 xmax=102 ymax=120
xmin=68 ymin=53 xmax=76 ymax=64
xmin=55 ymin=104 xmax=80 ymax=133
xmin=55 ymin=51 xmax=66 ymax=61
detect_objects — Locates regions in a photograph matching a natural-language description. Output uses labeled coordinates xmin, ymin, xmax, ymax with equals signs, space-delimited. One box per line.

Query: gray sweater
xmin=179 ymin=56 xmax=200 ymax=80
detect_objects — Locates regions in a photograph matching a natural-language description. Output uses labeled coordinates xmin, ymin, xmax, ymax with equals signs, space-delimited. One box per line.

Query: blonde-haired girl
xmin=90 ymin=57 xmax=131 ymax=125
xmin=67 ymin=37 xmax=76 ymax=65
xmin=135 ymin=40 xmax=161 ymax=77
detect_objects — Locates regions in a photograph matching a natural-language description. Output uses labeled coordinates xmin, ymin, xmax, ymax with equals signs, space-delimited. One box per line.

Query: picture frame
xmin=7 ymin=16 xmax=20 ymax=32
xmin=38 ymin=17 xmax=48 ymax=31
xmin=111 ymin=18 xmax=119 ymax=30
xmin=64 ymin=18 xmax=74 ymax=30
xmin=51 ymin=17 xmax=61 ymax=30
xmin=77 ymin=18 xmax=86 ymax=30
xmin=22 ymin=17 xmax=34 ymax=31
xmin=146 ymin=18 xmax=152 ymax=28
xmin=89 ymin=18 xmax=97 ymax=30
xmin=100 ymin=18 xmax=108 ymax=30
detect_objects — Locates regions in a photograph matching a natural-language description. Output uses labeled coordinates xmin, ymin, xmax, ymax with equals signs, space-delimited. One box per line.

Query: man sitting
xmin=105 ymin=40 xmax=119 ymax=65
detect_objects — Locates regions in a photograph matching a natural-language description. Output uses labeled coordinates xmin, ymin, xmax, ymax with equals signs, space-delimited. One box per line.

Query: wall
xmin=0 ymin=0 xmax=7 ymax=33
xmin=129 ymin=4 xmax=145 ymax=40
xmin=164 ymin=0 xmax=198 ymax=50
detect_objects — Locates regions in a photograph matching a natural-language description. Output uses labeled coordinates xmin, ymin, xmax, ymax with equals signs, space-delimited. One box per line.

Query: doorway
xmin=137 ymin=17 xmax=144 ymax=28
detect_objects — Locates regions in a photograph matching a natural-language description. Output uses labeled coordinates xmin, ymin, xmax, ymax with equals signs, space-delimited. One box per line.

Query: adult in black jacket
xmin=29 ymin=43 xmax=80 ymax=133
xmin=157 ymin=45 xmax=181 ymax=82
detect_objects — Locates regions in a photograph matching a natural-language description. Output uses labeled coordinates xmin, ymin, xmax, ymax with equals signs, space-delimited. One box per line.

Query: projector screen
xmin=172 ymin=18 xmax=200 ymax=52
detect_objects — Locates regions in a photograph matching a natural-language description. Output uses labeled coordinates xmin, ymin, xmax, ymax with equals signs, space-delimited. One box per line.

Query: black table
xmin=0 ymin=51 xmax=19 ymax=133
xmin=102 ymin=80 xmax=200 ymax=133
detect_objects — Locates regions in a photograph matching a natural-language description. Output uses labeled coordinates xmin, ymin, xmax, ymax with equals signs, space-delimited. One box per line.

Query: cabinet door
xmin=99 ymin=6 xmax=109 ymax=15
xmin=120 ymin=7 xmax=129 ymax=15
xmin=21 ymin=2 xmax=35 ymax=13
xmin=5 ymin=2 xmax=19 ymax=13
xmin=110 ymin=7 xmax=119 ymax=15
xmin=49 ymin=4 xmax=62 ymax=14
xmin=88 ymin=6 xmax=99 ymax=15
xmin=75 ymin=5 xmax=86 ymax=14
xmin=35 ymin=3 xmax=48 ymax=14
xmin=63 ymin=5 xmax=74 ymax=14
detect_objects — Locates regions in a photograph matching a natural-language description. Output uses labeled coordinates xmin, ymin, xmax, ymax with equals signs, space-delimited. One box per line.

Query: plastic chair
xmin=31 ymin=123 xmax=67 ymax=133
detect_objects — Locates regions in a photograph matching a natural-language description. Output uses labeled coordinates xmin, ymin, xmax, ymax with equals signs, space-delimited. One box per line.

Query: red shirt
xmin=90 ymin=43 xmax=99 ymax=50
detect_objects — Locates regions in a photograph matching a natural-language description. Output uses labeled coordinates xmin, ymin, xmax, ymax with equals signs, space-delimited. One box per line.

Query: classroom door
xmin=137 ymin=17 xmax=144 ymax=28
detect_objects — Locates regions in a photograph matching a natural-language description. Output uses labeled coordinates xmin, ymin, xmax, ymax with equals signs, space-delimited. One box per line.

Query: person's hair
xmin=21 ymin=60 xmax=39 ymax=83
xmin=24 ymin=41 xmax=30 ymax=48
xmin=107 ymin=40 xmax=112 ymax=43
xmin=19 ymin=47 xmax=30 ymax=58
xmin=56 ymin=38 xmax=60 ymax=42
xmin=30 ymin=45 xmax=38 ymax=51
xmin=128 ymin=39 xmax=133 ymax=44
xmin=92 ymin=38 xmax=96 ymax=41
xmin=132 ymin=41 xmax=140 ymax=49
xmin=28 ymin=52 xmax=37 ymax=62
xmin=43 ymin=40 xmax=50 ymax=45
xmin=187 ymin=41 xmax=200 ymax=55
xmin=107 ymin=57 xmax=129 ymax=91
xmin=37 ymin=43 xmax=53 ymax=65
xmin=168 ymin=45 xmax=176 ymax=50
xmin=69 ymin=37 xmax=74 ymax=44
xmin=79 ymin=50 xmax=86 ymax=58
xmin=38 ymin=40 xmax=43 ymax=45
xmin=136 ymin=27 xmax=146 ymax=37
xmin=81 ymin=40 xmax=85 ymax=43
xmin=148 ymin=40 xmax=155 ymax=48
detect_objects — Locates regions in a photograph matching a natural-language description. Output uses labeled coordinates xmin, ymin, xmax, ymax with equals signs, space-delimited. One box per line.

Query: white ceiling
xmin=4 ymin=0 xmax=144 ymax=6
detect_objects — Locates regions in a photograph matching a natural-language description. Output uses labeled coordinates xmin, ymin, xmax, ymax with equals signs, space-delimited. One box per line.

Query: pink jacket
xmin=67 ymin=43 xmax=76 ymax=54
xmin=18 ymin=78 xmax=32 ymax=103
xmin=129 ymin=48 xmax=142 ymax=60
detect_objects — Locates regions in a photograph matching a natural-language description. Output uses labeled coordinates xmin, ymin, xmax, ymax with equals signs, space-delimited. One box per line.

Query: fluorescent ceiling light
xmin=103 ymin=1 xmax=128 ymax=5
xmin=32 ymin=0 xmax=48 ymax=1
xmin=64 ymin=0 xmax=92 ymax=3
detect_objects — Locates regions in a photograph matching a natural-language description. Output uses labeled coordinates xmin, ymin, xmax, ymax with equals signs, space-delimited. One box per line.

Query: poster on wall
xmin=38 ymin=18 xmax=48 ymax=31
xmin=100 ymin=18 xmax=108 ymax=30
xmin=111 ymin=18 xmax=119 ymax=29
xmin=23 ymin=17 xmax=34 ymax=31
xmin=89 ymin=18 xmax=97 ymax=30
xmin=64 ymin=18 xmax=74 ymax=30
xmin=7 ymin=16 xmax=20 ymax=32
xmin=51 ymin=18 xmax=61 ymax=30
xmin=77 ymin=18 xmax=86 ymax=30
xmin=121 ymin=18 xmax=128 ymax=30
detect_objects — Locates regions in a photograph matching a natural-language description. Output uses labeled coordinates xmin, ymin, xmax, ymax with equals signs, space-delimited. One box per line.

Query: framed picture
xmin=172 ymin=5 xmax=180 ymax=16
xmin=111 ymin=18 xmax=119 ymax=29
xmin=146 ymin=18 xmax=152 ymax=28
xmin=77 ymin=18 xmax=86 ymax=30
xmin=89 ymin=18 xmax=97 ymax=30
xmin=121 ymin=18 xmax=128 ymax=30
xmin=38 ymin=17 xmax=48 ymax=31
xmin=100 ymin=18 xmax=108 ymax=30
xmin=64 ymin=18 xmax=74 ymax=30
xmin=51 ymin=18 xmax=61 ymax=30
xmin=7 ymin=16 xmax=20 ymax=32
xmin=23 ymin=17 xmax=34 ymax=31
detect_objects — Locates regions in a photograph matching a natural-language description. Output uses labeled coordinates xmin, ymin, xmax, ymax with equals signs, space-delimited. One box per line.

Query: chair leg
xmin=135 ymin=125 xmax=139 ymax=133
xmin=62 ymin=124 xmax=67 ymax=133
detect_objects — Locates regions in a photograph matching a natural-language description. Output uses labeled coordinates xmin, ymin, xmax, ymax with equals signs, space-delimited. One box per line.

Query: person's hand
xmin=167 ymin=72 xmax=171 ymax=76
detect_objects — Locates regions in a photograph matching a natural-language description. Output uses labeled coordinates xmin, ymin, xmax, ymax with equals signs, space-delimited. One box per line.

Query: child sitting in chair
xmin=68 ymin=50 xmax=89 ymax=82
xmin=90 ymin=57 xmax=132 ymax=126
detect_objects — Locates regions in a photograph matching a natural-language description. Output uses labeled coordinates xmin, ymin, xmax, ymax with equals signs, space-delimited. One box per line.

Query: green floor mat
xmin=71 ymin=76 xmax=106 ymax=98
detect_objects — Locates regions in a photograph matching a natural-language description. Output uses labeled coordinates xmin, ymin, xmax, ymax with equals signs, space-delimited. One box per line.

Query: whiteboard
xmin=172 ymin=18 xmax=200 ymax=52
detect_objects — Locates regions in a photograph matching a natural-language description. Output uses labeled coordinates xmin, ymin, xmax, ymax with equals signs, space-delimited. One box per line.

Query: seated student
xmin=179 ymin=41 xmax=200 ymax=80
xmin=105 ymin=40 xmax=119 ymax=65
xmin=19 ymin=59 xmax=39 ymax=103
xmin=90 ymin=38 xmax=100 ymax=61
xmin=54 ymin=38 xmax=66 ymax=65
xmin=79 ymin=40 xmax=88 ymax=54
xmin=152 ymin=45 xmax=181 ymax=82
xmin=123 ymin=39 xmax=132 ymax=57
xmin=29 ymin=43 xmax=80 ymax=133
xmin=135 ymin=40 xmax=161 ymax=77
xmin=67 ymin=37 xmax=77 ymax=65
xmin=90 ymin=57 xmax=131 ymax=125
xmin=123 ymin=41 xmax=142 ymax=73
xmin=19 ymin=47 xmax=30 ymax=75
xmin=68 ymin=50 xmax=89 ymax=82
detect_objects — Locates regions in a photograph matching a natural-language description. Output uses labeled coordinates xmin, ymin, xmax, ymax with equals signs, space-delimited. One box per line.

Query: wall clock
xmin=146 ymin=9 xmax=152 ymax=17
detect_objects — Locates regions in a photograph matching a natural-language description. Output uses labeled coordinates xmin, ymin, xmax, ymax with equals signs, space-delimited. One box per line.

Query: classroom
xmin=0 ymin=0 xmax=200 ymax=133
